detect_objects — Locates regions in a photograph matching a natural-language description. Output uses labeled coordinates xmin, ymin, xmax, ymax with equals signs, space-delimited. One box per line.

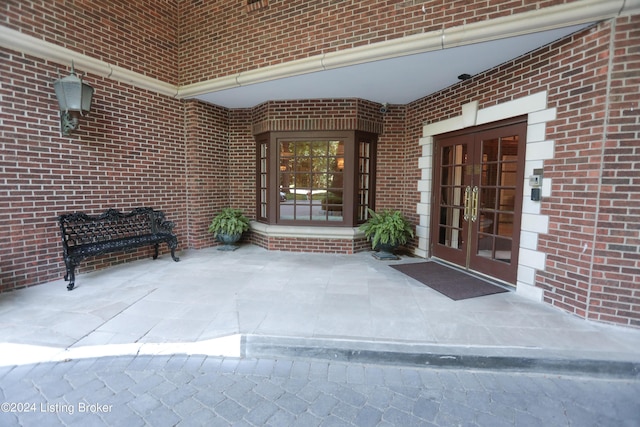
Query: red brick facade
xmin=179 ymin=0 xmax=580 ymax=85
xmin=185 ymin=100 xmax=230 ymax=249
xmin=588 ymin=16 xmax=640 ymax=325
xmin=1 ymin=1 xmax=179 ymax=84
xmin=1 ymin=1 xmax=638 ymax=327
xmin=248 ymin=234 xmax=369 ymax=255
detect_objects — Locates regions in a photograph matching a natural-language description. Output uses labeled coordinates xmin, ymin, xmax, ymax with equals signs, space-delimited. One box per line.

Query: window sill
xmin=250 ymin=221 xmax=364 ymax=239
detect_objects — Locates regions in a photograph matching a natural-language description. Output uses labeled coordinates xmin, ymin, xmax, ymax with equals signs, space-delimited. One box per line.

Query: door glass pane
xmin=494 ymin=237 xmax=512 ymax=263
xmin=479 ymin=211 xmax=495 ymax=235
xmin=481 ymin=187 xmax=497 ymax=210
xmin=482 ymin=163 xmax=499 ymax=187
xmin=477 ymin=235 xmax=494 ymax=259
xmin=440 ymin=210 xmax=464 ymax=248
xmin=438 ymin=144 xmax=467 ymax=250
xmin=476 ymin=134 xmax=518 ymax=263
xmin=498 ymin=189 xmax=515 ymax=212
xmin=497 ymin=213 xmax=514 ymax=237
xmin=501 ymin=135 xmax=518 ymax=155
xmin=441 ymin=146 xmax=454 ymax=165
xmin=482 ymin=138 xmax=499 ymax=163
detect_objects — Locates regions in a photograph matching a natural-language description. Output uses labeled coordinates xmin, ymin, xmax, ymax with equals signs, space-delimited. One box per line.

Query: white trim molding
xmin=0 ymin=26 xmax=177 ymax=97
xmin=417 ymin=92 xmax=555 ymax=302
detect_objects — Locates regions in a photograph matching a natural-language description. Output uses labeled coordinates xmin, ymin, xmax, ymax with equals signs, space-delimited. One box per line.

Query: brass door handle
xmin=471 ymin=186 xmax=479 ymax=222
xmin=463 ymin=186 xmax=471 ymax=221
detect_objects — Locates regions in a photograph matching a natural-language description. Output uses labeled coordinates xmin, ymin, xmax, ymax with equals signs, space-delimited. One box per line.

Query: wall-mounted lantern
xmin=53 ymin=62 xmax=94 ymax=136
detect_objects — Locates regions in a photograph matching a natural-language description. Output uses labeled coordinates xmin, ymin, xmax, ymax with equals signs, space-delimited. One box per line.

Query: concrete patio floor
xmin=1 ymin=245 xmax=639 ymax=371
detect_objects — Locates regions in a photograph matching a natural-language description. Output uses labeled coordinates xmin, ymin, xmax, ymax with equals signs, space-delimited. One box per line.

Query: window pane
xmin=279 ymin=140 xmax=343 ymax=222
xmin=259 ymin=140 xmax=268 ymax=220
xmin=312 ymin=157 xmax=326 ymax=172
xmin=357 ymin=139 xmax=372 ymax=221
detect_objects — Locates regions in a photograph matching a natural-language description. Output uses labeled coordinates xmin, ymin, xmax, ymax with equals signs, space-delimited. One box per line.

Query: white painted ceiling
xmin=195 ymin=24 xmax=590 ymax=109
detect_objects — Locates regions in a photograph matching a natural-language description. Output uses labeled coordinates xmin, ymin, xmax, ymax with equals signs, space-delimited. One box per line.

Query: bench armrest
xmin=158 ymin=220 xmax=176 ymax=233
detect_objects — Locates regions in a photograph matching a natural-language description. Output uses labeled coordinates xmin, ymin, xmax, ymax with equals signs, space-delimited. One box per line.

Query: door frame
xmin=430 ymin=118 xmax=527 ymax=285
xmin=415 ymin=92 xmax=555 ymax=300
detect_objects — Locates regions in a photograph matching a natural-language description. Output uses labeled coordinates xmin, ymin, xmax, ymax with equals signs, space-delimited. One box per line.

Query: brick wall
xmin=538 ymin=23 xmax=613 ymax=319
xmin=376 ymin=105 xmax=409 ymax=210
xmin=374 ymin=105 xmax=421 ymax=252
xmin=229 ymin=108 xmax=256 ymax=216
xmin=1 ymin=0 xmax=179 ymax=84
xmin=185 ymin=100 xmax=230 ymax=249
xmin=588 ymin=15 xmax=640 ymax=326
xmin=178 ymin=0 xmax=580 ymax=85
xmin=0 ymin=47 xmax=189 ymax=292
xmin=537 ymin=17 xmax=640 ymax=327
xmin=249 ymin=235 xmax=369 ymax=255
xmin=250 ymin=99 xmax=383 ymax=134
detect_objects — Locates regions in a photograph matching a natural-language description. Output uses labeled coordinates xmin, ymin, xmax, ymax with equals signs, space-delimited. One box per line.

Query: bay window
xmin=256 ymin=131 xmax=377 ymax=227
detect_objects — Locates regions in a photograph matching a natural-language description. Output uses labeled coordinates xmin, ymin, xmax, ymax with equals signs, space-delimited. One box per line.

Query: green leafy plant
xmin=359 ymin=209 xmax=414 ymax=249
xmin=208 ymin=207 xmax=250 ymax=237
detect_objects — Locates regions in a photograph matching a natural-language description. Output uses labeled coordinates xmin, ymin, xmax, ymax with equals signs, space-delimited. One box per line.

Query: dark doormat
xmin=391 ymin=262 xmax=509 ymax=300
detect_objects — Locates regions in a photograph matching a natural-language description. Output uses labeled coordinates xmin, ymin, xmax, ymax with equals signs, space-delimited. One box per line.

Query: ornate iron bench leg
xmin=168 ymin=238 xmax=180 ymax=262
xmin=63 ymin=257 xmax=71 ymax=281
xmin=153 ymin=243 xmax=159 ymax=260
xmin=67 ymin=266 xmax=76 ymax=291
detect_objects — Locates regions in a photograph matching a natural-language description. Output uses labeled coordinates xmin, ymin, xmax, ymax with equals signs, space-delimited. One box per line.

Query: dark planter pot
xmin=373 ymin=242 xmax=399 ymax=260
xmin=216 ymin=233 xmax=242 ymax=251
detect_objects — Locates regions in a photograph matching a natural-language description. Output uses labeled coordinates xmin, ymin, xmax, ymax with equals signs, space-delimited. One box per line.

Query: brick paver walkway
xmin=1 ymin=355 xmax=638 ymax=426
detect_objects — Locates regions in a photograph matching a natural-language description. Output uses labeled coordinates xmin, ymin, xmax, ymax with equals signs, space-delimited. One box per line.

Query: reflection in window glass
xmin=279 ymin=140 xmax=344 ymax=222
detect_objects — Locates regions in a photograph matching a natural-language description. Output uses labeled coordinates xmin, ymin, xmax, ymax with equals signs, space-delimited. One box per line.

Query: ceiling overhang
xmin=190 ymin=25 xmax=590 ymax=109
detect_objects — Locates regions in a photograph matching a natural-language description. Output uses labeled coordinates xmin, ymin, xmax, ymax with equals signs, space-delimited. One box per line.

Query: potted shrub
xmin=208 ymin=207 xmax=250 ymax=251
xmin=359 ymin=208 xmax=414 ymax=259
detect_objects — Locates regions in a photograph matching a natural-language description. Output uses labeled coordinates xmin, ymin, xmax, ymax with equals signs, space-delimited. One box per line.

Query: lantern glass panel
xmin=81 ymin=83 xmax=94 ymax=112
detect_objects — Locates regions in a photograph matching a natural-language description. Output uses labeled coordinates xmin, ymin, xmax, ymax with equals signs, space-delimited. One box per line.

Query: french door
xmin=431 ymin=119 xmax=527 ymax=285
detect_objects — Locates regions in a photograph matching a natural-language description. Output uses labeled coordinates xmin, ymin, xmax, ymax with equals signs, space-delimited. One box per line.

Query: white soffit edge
xmin=193 ymin=25 xmax=588 ymax=108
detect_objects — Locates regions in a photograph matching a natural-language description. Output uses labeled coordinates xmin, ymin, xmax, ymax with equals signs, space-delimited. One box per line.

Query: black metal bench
xmin=58 ymin=207 xmax=180 ymax=290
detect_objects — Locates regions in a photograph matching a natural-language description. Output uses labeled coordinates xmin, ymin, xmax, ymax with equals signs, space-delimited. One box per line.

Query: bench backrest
xmin=59 ymin=208 xmax=164 ymax=248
